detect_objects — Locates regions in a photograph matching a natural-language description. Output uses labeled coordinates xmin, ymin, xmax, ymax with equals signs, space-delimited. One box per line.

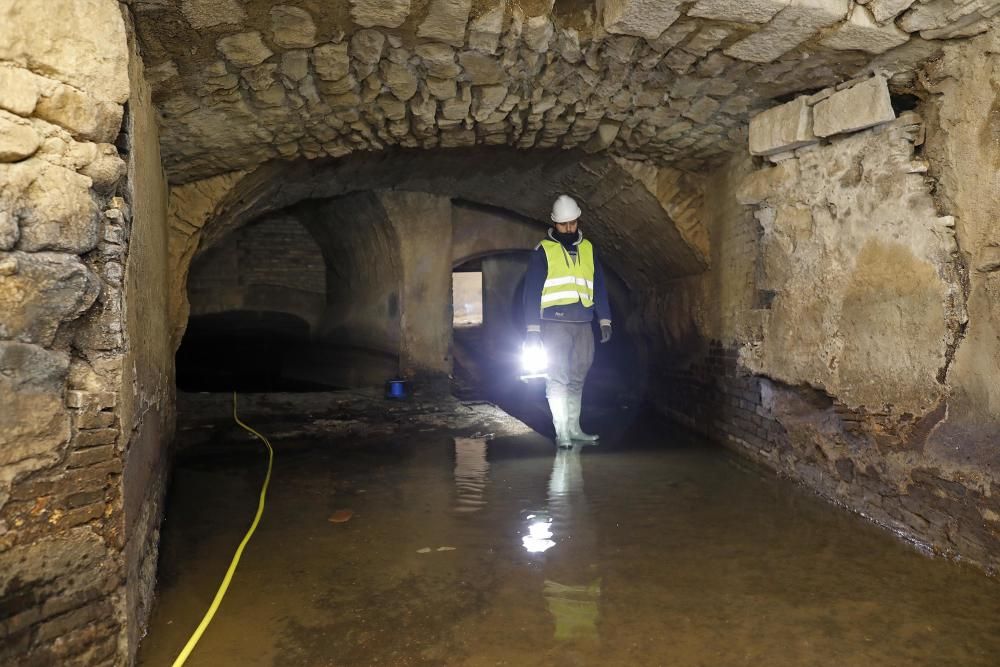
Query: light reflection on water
xmin=138 ymin=422 xmax=1000 ymax=667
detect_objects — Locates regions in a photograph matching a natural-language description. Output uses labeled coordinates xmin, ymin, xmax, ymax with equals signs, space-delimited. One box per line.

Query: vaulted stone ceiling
xmin=132 ymin=0 xmax=998 ymax=183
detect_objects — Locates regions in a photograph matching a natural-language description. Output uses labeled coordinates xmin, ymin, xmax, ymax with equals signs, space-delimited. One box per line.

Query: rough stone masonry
xmin=1 ymin=0 xmax=1000 ymax=665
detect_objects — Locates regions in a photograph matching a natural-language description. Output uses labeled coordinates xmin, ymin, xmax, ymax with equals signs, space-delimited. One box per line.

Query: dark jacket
xmin=523 ymin=229 xmax=612 ymax=331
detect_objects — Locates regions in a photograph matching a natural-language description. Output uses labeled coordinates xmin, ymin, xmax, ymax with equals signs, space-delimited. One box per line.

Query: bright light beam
xmin=522 ymin=341 xmax=548 ymax=375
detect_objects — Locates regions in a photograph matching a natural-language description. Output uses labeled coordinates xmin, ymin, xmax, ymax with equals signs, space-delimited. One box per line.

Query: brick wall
xmin=190 ymin=214 xmax=325 ymax=297
xmin=187 ymin=214 xmax=326 ymax=331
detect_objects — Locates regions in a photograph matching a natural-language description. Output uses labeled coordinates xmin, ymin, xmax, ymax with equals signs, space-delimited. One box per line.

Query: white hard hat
xmin=550 ymin=195 xmax=582 ymax=223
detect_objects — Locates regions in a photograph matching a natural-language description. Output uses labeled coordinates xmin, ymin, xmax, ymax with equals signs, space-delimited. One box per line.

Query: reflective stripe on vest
xmin=540 ymin=239 xmax=595 ymax=310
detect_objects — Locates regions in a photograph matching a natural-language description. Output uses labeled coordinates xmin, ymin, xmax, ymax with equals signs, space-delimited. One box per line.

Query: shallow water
xmin=139 ymin=416 xmax=1000 ymax=666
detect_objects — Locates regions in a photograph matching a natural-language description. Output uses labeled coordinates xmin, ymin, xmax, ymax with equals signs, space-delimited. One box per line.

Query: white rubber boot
xmin=547 ymin=395 xmax=574 ymax=449
xmin=567 ymin=392 xmax=599 ymax=443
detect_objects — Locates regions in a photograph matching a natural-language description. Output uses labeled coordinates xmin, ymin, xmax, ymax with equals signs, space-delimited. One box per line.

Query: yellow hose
xmin=171 ymin=392 xmax=274 ymax=667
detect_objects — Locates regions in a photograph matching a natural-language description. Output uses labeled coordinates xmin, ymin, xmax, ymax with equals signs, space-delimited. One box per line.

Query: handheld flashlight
xmin=520 ymin=340 xmax=548 ymax=380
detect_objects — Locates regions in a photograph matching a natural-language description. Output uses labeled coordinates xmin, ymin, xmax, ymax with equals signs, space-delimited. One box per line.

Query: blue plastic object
xmin=385 ymin=379 xmax=407 ymax=399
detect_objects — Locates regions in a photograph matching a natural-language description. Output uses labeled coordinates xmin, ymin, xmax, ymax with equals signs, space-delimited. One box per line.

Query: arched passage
xmin=166 ymin=148 xmax=710 ymax=352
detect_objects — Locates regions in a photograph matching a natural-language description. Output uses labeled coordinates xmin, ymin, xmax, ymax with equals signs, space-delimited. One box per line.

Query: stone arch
xmin=167 ymin=148 xmax=710 ymax=349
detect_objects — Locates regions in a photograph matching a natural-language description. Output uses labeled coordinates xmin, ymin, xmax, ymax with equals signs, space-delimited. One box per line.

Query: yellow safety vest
xmin=540 ymin=239 xmax=595 ymax=310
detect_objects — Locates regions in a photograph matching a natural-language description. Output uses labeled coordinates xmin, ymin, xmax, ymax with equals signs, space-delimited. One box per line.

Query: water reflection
xmin=139 ymin=423 xmax=1000 ymax=666
xmin=523 ymin=445 xmax=602 ymax=641
xmin=522 ymin=513 xmax=555 ymax=553
xmin=453 ymin=437 xmax=490 ymax=513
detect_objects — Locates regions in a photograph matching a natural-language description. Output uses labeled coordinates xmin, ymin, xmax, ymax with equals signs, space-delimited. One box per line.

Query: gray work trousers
xmin=541 ymin=320 xmax=594 ymax=399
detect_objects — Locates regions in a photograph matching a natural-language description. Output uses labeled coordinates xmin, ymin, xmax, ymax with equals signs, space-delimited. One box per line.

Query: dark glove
xmin=600 ymin=323 xmax=612 ymax=344
xmin=526 ymin=330 xmax=542 ymax=348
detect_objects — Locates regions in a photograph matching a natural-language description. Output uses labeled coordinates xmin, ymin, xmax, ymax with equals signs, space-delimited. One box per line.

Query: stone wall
xmin=653 ymin=64 xmax=1000 ymax=573
xmin=120 ymin=8 xmax=175 ymax=655
xmin=920 ymin=30 xmax=1000 ymax=460
xmin=0 ymin=1 xmax=173 ymax=663
xmin=296 ymin=192 xmax=403 ymax=355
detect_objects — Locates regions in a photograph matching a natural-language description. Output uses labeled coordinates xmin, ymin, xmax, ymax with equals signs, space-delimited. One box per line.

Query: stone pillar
xmin=299 ymin=192 xmax=402 ymax=354
xmin=377 ymin=191 xmax=454 ymax=386
xmin=483 ymin=253 xmax=531 ymax=366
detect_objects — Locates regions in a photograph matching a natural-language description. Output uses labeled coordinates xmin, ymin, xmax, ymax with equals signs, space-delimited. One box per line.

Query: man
xmin=523 ymin=194 xmax=612 ymax=448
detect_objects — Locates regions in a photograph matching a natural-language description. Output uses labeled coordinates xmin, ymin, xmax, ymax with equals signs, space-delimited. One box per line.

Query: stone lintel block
xmin=688 ymin=0 xmax=791 ymax=24
xmin=813 ymin=76 xmax=895 ymax=138
xmin=918 ymin=12 xmax=997 ymax=40
xmin=0 ymin=0 xmax=129 ymax=103
xmin=820 ymin=5 xmax=910 ymax=54
xmin=748 ymin=96 xmax=818 ymax=156
xmin=600 ymin=0 xmax=685 ymax=40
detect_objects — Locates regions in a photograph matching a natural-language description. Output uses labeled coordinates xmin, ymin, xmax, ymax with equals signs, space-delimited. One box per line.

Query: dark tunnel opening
xmin=175 ymin=311 xmax=341 ymax=392
xmin=175 ymin=198 xmax=402 ymax=393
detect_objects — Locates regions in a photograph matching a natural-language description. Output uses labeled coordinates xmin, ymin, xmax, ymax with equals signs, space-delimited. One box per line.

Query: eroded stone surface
xmin=217 ymin=32 xmax=273 ymax=67
xmin=0 ymin=111 xmax=41 ymax=162
xmin=269 ymin=5 xmax=319 ymax=49
xmin=869 ymin=0 xmax=917 ymax=24
xmin=689 ymin=0 xmax=791 ymax=23
xmin=0 ymin=342 xmax=71 ymax=504
xmin=1 ymin=159 xmax=100 ymax=253
xmin=820 ymin=5 xmax=911 ymax=53
xmin=725 ymin=0 xmax=850 ymax=63
xmin=0 ymin=251 xmax=100 ymax=346
xmin=740 ymin=116 xmax=962 ymax=415
xmin=0 ymin=0 xmax=129 ymax=103
xmin=181 ymin=0 xmax=246 ymax=29
xmin=418 ymin=0 xmax=472 ymax=47
xmin=350 ymin=0 xmax=411 ymax=29
xmin=601 ymin=0 xmax=685 ymax=40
